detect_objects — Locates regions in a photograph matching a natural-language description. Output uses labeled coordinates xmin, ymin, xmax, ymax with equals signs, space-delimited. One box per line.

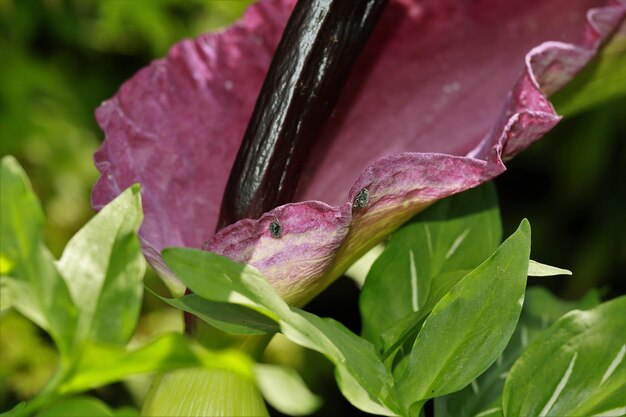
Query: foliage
xmin=504 ymin=297 xmax=626 ymax=416
xmin=0 ymin=157 xmax=257 ymax=417
xmin=1 ymin=155 xmax=624 ymax=416
xmin=156 ymin=182 xmax=622 ymax=416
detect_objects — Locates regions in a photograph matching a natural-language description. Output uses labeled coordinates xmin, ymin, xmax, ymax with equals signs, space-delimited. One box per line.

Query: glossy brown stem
xmin=217 ymin=0 xmax=388 ymax=230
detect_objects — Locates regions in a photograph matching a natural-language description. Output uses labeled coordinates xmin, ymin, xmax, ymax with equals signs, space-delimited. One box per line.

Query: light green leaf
xmin=151 ymin=289 xmax=279 ymax=336
xmin=254 ymin=364 xmax=321 ymax=416
xmin=284 ymin=311 xmax=397 ymax=414
xmin=360 ymin=183 xmax=501 ymax=351
xmin=36 ymin=396 xmax=114 ymax=417
xmin=57 ymin=185 xmax=145 ymax=345
xmin=333 ymin=366 xmax=398 ymax=416
xmin=0 ymin=156 xmax=77 ymax=355
xmin=58 ymin=333 xmax=253 ymax=394
xmin=345 ymin=244 xmax=385 ymax=288
xmin=141 ymin=367 xmax=267 ymax=417
xmin=503 ymin=296 xmax=626 ymax=417
xmin=552 ymin=28 xmax=626 ymax=117
xmin=0 ymin=277 xmax=46 ymax=328
xmin=396 ymin=220 xmax=531 ymax=413
xmin=162 ymin=248 xmax=399 ymax=415
xmin=35 ymin=396 xmax=140 ymax=417
xmin=527 ymin=260 xmax=572 ymax=277
xmin=435 ymin=287 xmax=600 ymax=417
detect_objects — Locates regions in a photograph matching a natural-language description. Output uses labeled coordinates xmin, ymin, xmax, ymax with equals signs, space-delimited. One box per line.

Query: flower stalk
xmin=217 ymin=0 xmax=388 ymax=229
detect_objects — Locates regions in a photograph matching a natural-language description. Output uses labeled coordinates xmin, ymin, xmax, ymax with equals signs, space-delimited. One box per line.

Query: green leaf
xmin=552 ymin=29 xmax=626 ymax=117
xmin=0 ymin=403 xmax=26 ymax=417
xmin=527 ymin=260 xmax=572 ymax=277
xmin=396 ymin=220 xmax=531 ymax=412
xmin=57 ymin=185 xmax=145 ymax=345
xmin=36 ymin=396 xmax=114 ymax=417
xmin=111 ymin=406 xmax=140 ymax=417
xmin=58 ymin=333 xmax=253 ymax=394
xmin=254 ymin=364 xmax=322 ymax=416
xmin=379 ymin=269 xmax=470 ymax=362
xmin=34 ymin=396 xmax=140 ymax=417
xmin=0 ymin=156 xmax=77 ymax=355
xmin=0 ymin=277 xmax=47 ymax=329
xmin=503 ymin=296 xmax=626 ymax=417
xmin=360 ymin=183 xmax=501 ymax=351
xmin=141 ymin=367 xmax=267 ymax=417
xmin=151 ymin=289 xmax=279 ymax=336
xmin=434 ymin=287 xmax=600 ymax=417
xmin=162 ymin=248 xmax=399 ymax=415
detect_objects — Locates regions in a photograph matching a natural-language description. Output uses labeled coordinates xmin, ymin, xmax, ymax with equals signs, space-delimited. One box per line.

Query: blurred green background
xmin=0 ymin=0 xmax=624 ymax=415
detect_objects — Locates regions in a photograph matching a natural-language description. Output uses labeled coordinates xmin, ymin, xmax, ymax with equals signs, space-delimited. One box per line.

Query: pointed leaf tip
xmin=528 ymin=260 xmax=572 ymax=277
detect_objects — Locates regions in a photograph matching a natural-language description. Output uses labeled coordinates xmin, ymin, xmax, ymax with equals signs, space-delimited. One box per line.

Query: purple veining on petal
xmin=92 ymin=0 xmax=626 ymax=304
xmin=208 ymin=201 xmax=352 ymax=304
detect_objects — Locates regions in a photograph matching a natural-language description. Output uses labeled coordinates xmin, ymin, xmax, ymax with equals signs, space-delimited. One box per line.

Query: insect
xmin=353 ymin=188 xmax=369 ymax=209
xmin=269 ymin=219 xmax=282 ymax=239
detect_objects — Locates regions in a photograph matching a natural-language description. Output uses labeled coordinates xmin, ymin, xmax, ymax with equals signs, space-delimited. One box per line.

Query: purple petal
xmin=93 ymin=0 xmax=625 ymax=303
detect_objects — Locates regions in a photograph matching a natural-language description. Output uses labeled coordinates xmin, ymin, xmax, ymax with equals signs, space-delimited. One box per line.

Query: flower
xmin=92 ymin=0 xmax=625 ymax=305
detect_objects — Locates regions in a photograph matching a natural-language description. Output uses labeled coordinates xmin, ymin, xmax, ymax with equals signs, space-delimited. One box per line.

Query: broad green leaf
xmin=435 ymin=287 xmax=600 ymax=417
xmin=162 ymin=248 xmax=399 ymax=415
xmin=57 ymin=333 xmax=253 ymax=394
xmin=151 ymin=289 xmax=279 ymax=335
xmin=552 ymin=28 xmax=626 ymax=117
xmin=396 ymin=220 xmax=531 ymax=413
xmin=0 ymin=156 xmax=76 ymax=355
xmin=527 ymin=260 xmax=571 ymax=277
xmin=57 ymin=185 xmax=145 ymax=345
xmin=254 ymin=364 xmax=321 ymax=416
xmin=360 ymin=183 xmax=501 ymax=351
xmin=141 ymin=367 xmax=267 ymax=417
xmin=503 ymin=296 xmax=626 ymax=417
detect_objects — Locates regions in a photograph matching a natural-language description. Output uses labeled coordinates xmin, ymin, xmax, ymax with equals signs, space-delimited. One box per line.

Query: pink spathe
xmin=92 ymin=0 xmax=626 ymax=304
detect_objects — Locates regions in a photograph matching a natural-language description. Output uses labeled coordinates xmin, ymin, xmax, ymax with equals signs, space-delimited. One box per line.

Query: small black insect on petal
xmin=269 ymin=219 xmax=282 ymax=239
xmin=353 ymin=188 xmax=369 ymax=209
